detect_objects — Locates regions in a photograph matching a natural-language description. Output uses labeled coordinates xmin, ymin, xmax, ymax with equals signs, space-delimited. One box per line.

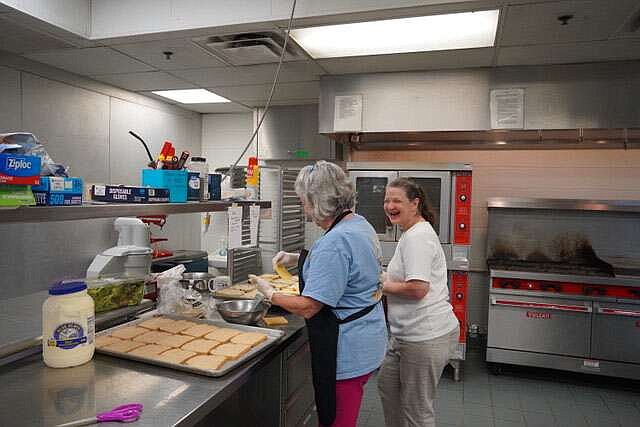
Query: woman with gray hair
xmin=251 ymin=161 xmax=387 ymax=427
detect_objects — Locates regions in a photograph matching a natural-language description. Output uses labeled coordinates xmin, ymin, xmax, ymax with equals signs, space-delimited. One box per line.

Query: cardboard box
xmin=90 ymin=185 xmax=170 ymax=203
xmin=141 ymin=169 xmax=187 ymax=203
xmin=0 ymin=153 xmax=41 ymax=185
xmin=32 ymin=176 xmax=83 ymax=206
xmin=0 ymin=184 xmax=36 ymax=206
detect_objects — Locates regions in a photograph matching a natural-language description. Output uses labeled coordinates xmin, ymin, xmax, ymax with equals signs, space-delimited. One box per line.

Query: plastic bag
xmin=153 ymin=264 xmax=186 ymax=315
xmin=0 ymin=132 xmax=69 ymax=176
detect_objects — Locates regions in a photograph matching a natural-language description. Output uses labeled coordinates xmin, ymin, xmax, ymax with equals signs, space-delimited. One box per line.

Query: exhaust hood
xmin=318 ymin=62 xmax=640 ymax=150
xmin=326 ymin=128 xmax=640 ymax=150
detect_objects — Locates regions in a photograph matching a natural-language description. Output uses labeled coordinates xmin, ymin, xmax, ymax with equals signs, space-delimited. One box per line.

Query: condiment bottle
xmin=42 ymin=281 xmax=95 ymax=368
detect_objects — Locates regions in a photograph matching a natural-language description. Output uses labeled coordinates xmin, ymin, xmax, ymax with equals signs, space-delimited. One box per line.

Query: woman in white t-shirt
xmin=377 ymin=177 xmax=460 ymax=427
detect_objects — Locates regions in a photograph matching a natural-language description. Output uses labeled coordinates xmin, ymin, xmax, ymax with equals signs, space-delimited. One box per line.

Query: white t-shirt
xmin=386 ymin=221 xmax=459 ymax=341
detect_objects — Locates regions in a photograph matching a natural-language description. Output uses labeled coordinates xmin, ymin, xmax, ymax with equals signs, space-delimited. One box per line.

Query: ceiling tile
xmin=497 ymin=38 xmax=640 ymax=66
xmin=500 ymin=0 xmax=640 ymax=47
xmin=110 ymin=38 xmax=228 ymax=70
xmin=317 ymin=48 xmax=494 ymax=74
xmin=24 ymin=47 xmax=155 ymax=75
xmin=0 ymin=14 xmax=77 ymax=54
xmin=90 ymin=71 xmax=196 ymax=91
xmin=209 ymin=81 xmax=319 ymax=105
xmin=171 ymin=61 xmax=325 ymax=87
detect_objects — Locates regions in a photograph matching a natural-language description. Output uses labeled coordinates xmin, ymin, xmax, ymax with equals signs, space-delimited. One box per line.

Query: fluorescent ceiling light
xmin=290 ymin=10 xmax=499 ymax=58
xmin=152 ymin=89 xmax=230 ymax=104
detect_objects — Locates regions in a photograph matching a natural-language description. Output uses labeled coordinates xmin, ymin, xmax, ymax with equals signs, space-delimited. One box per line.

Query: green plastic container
xmin=86 ymin=276 xmax=145 ymax=313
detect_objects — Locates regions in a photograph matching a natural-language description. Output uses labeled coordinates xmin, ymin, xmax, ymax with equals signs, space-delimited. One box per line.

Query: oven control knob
xmin=459 ymin=194 xmax=467 ymax=202
xmin=458 ymin=223 xmax=466 ymax=230
xmin=456 ymin=292 xmax=464 ymax=300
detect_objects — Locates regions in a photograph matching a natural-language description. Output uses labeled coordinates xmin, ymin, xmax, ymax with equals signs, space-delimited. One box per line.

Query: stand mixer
xmin=86 ymin=218 xmax=152 ymax=279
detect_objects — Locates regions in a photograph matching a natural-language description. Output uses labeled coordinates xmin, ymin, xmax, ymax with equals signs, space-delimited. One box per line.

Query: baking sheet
xmin=95 ymin=314 xmax=285 ymax=377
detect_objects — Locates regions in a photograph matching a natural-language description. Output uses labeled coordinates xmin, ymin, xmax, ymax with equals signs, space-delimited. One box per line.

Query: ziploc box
xmin=141 ymin=169 xmax=188 ymax=203
xmin=32 ymin=176 xmax=83 ymax=206
xmin=90 ymin=185 xmax=170 ymax=203
xmin=0 ymin=153 xmax=41 ymax=185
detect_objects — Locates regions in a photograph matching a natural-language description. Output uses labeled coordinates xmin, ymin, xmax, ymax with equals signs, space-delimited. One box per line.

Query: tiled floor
xmin=357 ymin=348 xmax=640 ymax=427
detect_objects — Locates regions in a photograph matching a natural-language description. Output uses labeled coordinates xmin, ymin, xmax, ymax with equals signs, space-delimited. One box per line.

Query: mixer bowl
xmin=216 ymin=299 xmax=270 ymax=325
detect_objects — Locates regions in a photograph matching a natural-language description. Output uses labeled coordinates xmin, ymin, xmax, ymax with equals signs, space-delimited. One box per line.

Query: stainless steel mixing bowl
xmin=216 ymin=299 xmax=270 ymax=325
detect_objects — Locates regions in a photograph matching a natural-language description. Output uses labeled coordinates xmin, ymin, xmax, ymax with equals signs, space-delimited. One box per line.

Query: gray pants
xmin=377 ymin=327 xmax=459 ymax=427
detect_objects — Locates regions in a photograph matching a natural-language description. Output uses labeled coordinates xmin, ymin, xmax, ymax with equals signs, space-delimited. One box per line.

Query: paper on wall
xmin=227 ymin=205 xmax=243 ymax=249
xmin=249 ymin=205 xmax=260 ymax=247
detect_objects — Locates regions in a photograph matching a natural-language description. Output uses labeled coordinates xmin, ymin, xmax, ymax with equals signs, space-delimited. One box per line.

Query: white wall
xmin=200 ymin=112 xmax=254 ymax=257
xmin=0 ymin=0 xmax=90 ymax=36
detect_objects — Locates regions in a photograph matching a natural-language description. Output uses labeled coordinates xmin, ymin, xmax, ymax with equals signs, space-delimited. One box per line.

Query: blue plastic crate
xmin=141 ymin=169 xmax=187 ymax=203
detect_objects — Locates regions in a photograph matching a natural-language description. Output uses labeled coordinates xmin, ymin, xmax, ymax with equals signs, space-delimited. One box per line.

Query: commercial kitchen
xmin=1 ymin=1 xmax=640 ymax=427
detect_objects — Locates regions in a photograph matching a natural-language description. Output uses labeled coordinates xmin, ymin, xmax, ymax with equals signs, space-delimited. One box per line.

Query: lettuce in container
xmin=86 ymin=276 xmax=145 ymax=313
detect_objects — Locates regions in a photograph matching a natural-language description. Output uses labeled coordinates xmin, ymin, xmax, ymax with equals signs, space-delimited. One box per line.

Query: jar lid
xmin=49 ymin=281 xmax=87 ymax=295
xmin=191 ymin=156 xmax=206 ymax=162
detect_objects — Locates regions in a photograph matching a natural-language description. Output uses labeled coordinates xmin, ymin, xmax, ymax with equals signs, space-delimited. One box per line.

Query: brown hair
xmin=387 ymin=178 xmax=435 ymax=224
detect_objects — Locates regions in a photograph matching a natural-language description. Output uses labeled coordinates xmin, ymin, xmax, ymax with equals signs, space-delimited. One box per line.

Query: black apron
xmin=299 ymin=210 xmax=380 ymax=426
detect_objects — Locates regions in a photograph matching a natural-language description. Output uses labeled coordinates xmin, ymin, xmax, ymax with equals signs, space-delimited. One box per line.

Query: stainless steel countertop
xmin=0 ymin=314 xmax=306 ymax=427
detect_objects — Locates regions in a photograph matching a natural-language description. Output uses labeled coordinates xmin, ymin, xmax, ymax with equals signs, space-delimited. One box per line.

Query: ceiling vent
xmin=192 ymin=31 xmax=308 ymax=66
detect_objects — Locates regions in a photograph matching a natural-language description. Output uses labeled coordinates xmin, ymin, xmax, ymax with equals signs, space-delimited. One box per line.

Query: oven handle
xmin=595 ymin=304 xmax=640 ymax=318
xmin=491 ymin=297 xmax=592 ymax=313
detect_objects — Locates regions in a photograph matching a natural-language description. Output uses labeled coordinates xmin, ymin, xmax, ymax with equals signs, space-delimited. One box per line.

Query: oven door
xmin=488 ymin=294 xmax=593 ymax=357
xmin=350 ymin=171 xmax=398 ymax=241
xmin=398 ymin=171 xmax=451 ymax=243
xmin=591 ymin=302 xmax=640 ymax=364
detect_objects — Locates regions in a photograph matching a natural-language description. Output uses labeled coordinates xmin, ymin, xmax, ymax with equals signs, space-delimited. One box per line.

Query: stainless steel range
xmin=485 ymin=198 xmax=640 ymax=380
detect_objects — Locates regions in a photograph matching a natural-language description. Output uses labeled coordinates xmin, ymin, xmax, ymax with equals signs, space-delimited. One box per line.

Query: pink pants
xmin=326 ymin=371 xmax=373 ymax=427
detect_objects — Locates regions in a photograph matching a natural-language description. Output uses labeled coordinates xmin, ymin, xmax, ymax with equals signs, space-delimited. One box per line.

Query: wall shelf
xmin=0 ymin=200 xmax=271 ymax=224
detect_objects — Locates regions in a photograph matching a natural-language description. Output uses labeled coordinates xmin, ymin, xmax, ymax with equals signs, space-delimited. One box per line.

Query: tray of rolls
xmin=213 ymin=273 xmax=300 ymax=300
xmin=95 ymin=314 xmax=284 ymax=377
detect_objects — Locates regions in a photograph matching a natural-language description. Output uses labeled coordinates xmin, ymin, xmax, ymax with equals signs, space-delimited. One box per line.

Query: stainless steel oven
xmin=348 ymin=162 xmax=472 ymax=269
xmin=485 ymin=197 xmax=640 ymax=380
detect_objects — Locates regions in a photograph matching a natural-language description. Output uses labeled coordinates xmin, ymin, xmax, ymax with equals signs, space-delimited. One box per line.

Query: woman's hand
xmin=383 ymin=278 xmax=430 ymax=300
xmin=248 ymin=275 xmax=275 ymax=301
xmin=272 ymin=251 xmax=300 ymax=270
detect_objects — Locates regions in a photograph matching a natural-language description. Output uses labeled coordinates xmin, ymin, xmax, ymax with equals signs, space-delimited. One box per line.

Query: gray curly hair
xmin=295 ymin=161 xmax=355 ymax=223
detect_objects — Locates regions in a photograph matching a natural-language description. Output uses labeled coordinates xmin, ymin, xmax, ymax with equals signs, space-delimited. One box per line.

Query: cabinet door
xmin=350 ymin=171 xmax=398 ymax=241
xmin=591 ymin=302 xmax=640 ymax=363
xmin=488 ymin=294 xmax=592 ymax=357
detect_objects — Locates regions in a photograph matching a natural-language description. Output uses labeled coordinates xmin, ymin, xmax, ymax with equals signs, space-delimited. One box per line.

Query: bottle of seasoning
xmin=189 ymin=157 xmax=209 ymax=201
xmin=42 ymin=281 xmax=95 ymax=368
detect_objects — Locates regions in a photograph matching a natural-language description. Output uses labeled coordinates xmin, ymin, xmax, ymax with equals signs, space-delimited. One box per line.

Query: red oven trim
xmin=453 ymin=172 xmax=472 ymax=245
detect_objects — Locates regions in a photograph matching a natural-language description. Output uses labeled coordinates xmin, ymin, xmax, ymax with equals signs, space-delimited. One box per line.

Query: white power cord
xmin=222 ymin=0 xmax=298 ymax=183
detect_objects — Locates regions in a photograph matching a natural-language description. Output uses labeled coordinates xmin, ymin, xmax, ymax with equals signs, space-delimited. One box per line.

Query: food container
xmin=179 ymin=272 xmax=218 ymax=294
xmin=216 ymin=299 xmax=270 ymax=326
xmin=86 ymin=276 xmax=145 ymax=313
xmin=42 ymin=281 xmax=95 ymax=368
xmin=141 ymin=169 xmax=187 ymax=203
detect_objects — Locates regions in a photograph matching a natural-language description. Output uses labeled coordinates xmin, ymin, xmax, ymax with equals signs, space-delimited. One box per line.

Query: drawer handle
xmin=597 ymin=307 xmax=640 ymax=317
xmin=492 ymin=298 xmax=592 ymax=313
xmin=303 ymin=413 xmax=313 ymax=425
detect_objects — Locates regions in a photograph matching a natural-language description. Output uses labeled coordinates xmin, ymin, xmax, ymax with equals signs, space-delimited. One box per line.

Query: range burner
xmin=487 ymin=259 xmax=614 ymax=277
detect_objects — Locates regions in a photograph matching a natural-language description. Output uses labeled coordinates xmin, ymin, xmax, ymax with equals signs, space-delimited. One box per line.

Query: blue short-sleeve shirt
xmin=302 ymin=214 xmax=388 ymax=380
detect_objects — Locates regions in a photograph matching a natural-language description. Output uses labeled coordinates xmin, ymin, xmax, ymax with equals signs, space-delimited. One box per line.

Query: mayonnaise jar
xmin=43 ymin=281 xmax=95 ymax=368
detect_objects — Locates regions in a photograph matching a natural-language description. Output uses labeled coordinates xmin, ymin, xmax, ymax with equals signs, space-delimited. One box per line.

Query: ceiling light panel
xmin=290 ymin=10 xmax=500 ymax=58
xmin=151 ymin=89 xmax=230 ymax=104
